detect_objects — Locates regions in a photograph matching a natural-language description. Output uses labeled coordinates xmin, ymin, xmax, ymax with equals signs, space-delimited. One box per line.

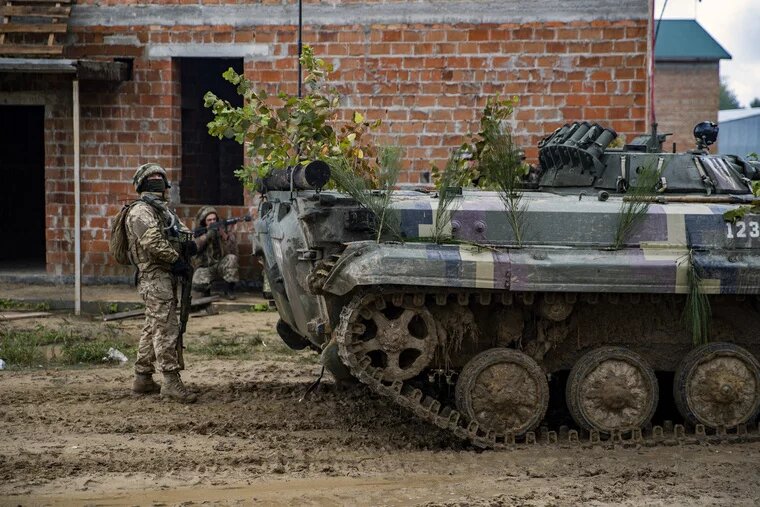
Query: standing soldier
xmin=192 ymin=206 xmax=240 ymax=300
xmin=126 ymin=163 xmax=206 ymax=403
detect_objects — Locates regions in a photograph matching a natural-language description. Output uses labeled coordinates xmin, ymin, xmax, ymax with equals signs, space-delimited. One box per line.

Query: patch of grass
xmin=98 ymin=302 xmax=145 ymax=315
xmin=0 ymin=325 xmax=135 ymax=368
xmin=0 ymin=330 xmax=45 ymax=366
xmin=62 ymin=341 xmax=112 ymax=364
xmin=0 ymin=299 xmax=50 ymax=312
xmin=188 ymin=332 xmax=321 ymax=364
xmin=190 ymin=333 xmax=265 ymax=358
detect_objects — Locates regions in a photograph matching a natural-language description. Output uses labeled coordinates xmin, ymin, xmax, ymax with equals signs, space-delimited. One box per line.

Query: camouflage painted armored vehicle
xmin=254 ymin=122 xmax=760 ymax=447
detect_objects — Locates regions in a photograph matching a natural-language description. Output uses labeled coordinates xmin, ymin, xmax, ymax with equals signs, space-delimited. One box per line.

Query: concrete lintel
xmin=147 ymin=43 xmax=270 ymax=59
xmin=71 ymin=1 xmax=648 ymax=28
xmin=104 ymin=34 xmax=141 ymax=46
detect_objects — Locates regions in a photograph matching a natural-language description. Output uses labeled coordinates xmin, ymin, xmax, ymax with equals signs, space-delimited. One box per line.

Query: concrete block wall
xmin=653 ymin=62 xmax=720 ymax=153
xmin=4 ymin=0 xmax=650 ymax=280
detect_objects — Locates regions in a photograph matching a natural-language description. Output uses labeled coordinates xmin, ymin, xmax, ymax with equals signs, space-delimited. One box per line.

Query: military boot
xmin=161 ymin=371 xmax=197 ymax=403
xmin=223 ymin=281 xmax=236 ymax=300
xmin=132 ymin=373 xmax=161 ymax=394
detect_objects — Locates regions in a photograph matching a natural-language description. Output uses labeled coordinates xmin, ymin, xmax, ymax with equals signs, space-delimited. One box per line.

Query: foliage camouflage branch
xmin=204 ymin=45 xmax=380 ymax=191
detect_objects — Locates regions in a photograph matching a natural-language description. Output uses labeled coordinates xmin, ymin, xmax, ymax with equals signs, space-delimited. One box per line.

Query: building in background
xmin=718 ymin=109 xmax=760 ymax=157
xmin=0 ymin=0 xmax=650 ymax=283
xmin=653 ymin=19 xmax=731 ymax=152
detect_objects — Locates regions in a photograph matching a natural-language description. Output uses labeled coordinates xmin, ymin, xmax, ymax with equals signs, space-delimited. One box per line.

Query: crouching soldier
xmin=192 ymin=206 xmax=240 ymax=300
xmin=127 ymin=163 xmax=206 ymax=403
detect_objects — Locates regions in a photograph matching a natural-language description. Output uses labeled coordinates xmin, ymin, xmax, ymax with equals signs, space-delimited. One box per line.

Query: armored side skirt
xmin=320 ymin=241 xmax=760 ymax=296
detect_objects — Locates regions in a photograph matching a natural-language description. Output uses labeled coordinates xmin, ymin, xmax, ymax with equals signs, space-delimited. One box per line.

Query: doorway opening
xmin=0 ymin=105 xmax=46 ymax=271
xmin=178 ymin=57 xmax=244 ymax=205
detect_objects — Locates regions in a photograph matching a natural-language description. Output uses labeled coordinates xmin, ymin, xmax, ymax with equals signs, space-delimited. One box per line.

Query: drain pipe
xmin=73 ymin=79 xmax=81 ymax=315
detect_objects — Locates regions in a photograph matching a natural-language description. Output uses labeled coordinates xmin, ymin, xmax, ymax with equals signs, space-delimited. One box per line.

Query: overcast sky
xmin=655 ymin=0 xmax=760 ymax=108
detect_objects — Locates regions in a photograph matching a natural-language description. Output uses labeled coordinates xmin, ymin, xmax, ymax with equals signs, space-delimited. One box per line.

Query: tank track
xmin=335 ymin=291 xmax=760 ymax=449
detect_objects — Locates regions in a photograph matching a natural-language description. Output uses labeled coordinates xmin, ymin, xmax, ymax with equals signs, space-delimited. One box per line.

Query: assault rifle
xmin=164 ymin=214 xmax=194 ymax=370
xmin=193 ymin=214 xmax=252 ymax=238
xmin=176 ymin=239 xmax=194 ymax=371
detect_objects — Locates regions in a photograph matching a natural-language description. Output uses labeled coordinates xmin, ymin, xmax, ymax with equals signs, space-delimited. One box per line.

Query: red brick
xmin=29 ymin=15 xmax=648 ymax=277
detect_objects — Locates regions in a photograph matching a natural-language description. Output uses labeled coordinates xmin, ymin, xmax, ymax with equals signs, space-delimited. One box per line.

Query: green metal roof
xmin=655 ymin=19 xmax=731 ymax=61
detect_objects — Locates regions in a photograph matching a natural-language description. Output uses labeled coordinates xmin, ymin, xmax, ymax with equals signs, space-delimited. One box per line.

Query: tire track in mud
xmin=3 ymin=359 xmax=760 ymax=505
xmin=0 ymin=359 xmax=461 ymax=490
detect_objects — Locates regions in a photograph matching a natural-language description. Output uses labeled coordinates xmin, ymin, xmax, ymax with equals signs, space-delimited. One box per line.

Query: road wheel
xmin=674 ymin=342 xmax=760 ymax=429
xmin=566 ymin=346 xmax=658 ymax=434
xmin=455 ymin=348 xmax=549 ymax=436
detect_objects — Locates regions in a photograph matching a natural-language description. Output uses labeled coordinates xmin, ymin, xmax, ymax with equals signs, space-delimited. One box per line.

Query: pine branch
xmin=480 ymin=130 xmax=528 ymax=246
xmin=375 ymin=146 xmax=403 ymax=242
xmin=433 ymin=153 xmax=465 ymax=243
xmin=329 ymin=153 xmax=401 ymax=242
xmin=613 ymin=163 xmax=662 ymax=249
xmin=682 ymin=251 xmax=712 ymax=346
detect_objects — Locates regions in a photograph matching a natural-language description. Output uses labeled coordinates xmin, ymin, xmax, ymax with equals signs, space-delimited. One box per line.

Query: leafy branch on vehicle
xmin=722 ymin=180 xmax=760 ymax=223
xmin=204 ymin=45 xmax=380 ymax=191
xmin=431 ymin=96 xmax=530 ymax=246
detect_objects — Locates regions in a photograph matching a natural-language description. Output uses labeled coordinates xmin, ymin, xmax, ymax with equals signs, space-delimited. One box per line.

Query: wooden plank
xmin=0 ymin=311 xmax=52 ymax=321
xmin=102 ymin=296 xmax=221 ymax=322
xmin=48 ymin=1 xmax=60 ymax=45
xmin=0 ymin=2 xmax=8 ymax=46
xmin=0 ymin=22 xmax=66 ymax=33
xmin=0 ymin=6 xmax=71 ymax=17
xmin=0 ymin=44 xmax=62 ymax=55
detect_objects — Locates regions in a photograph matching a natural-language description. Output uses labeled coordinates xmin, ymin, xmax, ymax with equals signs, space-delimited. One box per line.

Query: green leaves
xmin=431 ymin=95 xmax=525 ymax=190
xmin=722 ymin=180 xmax=760 ymax=223
xmin=204 ymin=45 xmax=379 ymax=191
xmin=723 ymin=206 xmax=753 ymax=224
xmin=430 ymin=95 xmax=528 ymax=246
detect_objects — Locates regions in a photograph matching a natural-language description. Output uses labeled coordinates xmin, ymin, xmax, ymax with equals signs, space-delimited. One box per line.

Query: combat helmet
xmin=133 ymin=163 xmax=171 ymax=192
xmin=196 ymin=205 xmax=218 ymax=227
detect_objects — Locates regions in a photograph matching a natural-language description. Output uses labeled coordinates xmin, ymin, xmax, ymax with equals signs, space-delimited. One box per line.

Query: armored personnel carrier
xmin=254 ymin=121 xmax=760 ymax=447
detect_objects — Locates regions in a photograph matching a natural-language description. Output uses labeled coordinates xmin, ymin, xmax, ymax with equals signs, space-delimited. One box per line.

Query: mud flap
xmin=320 ymin=339 xmax=354 ymax=382
xmin=276 ymin=319 xmax=309 ymax=351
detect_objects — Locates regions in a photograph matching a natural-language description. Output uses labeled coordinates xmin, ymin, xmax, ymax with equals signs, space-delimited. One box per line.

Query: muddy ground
xmin=1 ymin=309 xmax=760 ymax=506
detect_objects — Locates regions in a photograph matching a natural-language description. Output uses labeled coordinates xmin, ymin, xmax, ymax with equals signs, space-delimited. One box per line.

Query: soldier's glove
xmin=206 ymin=227 xmax=219 ymax=242
xmin=183 ymin=241 xmax=198 ymax=257
xmin=170 ymin=259 xmax=192 ymax=277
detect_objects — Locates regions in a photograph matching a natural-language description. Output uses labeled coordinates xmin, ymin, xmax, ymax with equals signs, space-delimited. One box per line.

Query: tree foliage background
xmin=719 ymin=78 xmax=741 ymax=110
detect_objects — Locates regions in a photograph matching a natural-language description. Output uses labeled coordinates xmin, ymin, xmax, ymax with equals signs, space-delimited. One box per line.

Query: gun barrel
xmin=260 ymin=160 xmax=331 ymax=191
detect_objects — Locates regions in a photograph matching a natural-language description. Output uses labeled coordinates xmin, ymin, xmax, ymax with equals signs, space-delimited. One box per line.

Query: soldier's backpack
xmin=109 ymin=201 xmax=140 ymax=265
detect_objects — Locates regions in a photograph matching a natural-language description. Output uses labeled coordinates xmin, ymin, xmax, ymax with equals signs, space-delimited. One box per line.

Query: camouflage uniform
xmin=126 ymin=163 xmax=197 ymax=403
xmin=126 ymin=198 xmax=185 ymax=374
xmin=192 ymin=206 xmax=240 ymax=293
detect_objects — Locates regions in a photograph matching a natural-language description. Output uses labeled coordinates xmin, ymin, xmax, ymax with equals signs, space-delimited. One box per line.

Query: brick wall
xmin=654 ymin=61 xmax=720 ymax=153
xmin=1 ymin=0 xmax=649 ymax=281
